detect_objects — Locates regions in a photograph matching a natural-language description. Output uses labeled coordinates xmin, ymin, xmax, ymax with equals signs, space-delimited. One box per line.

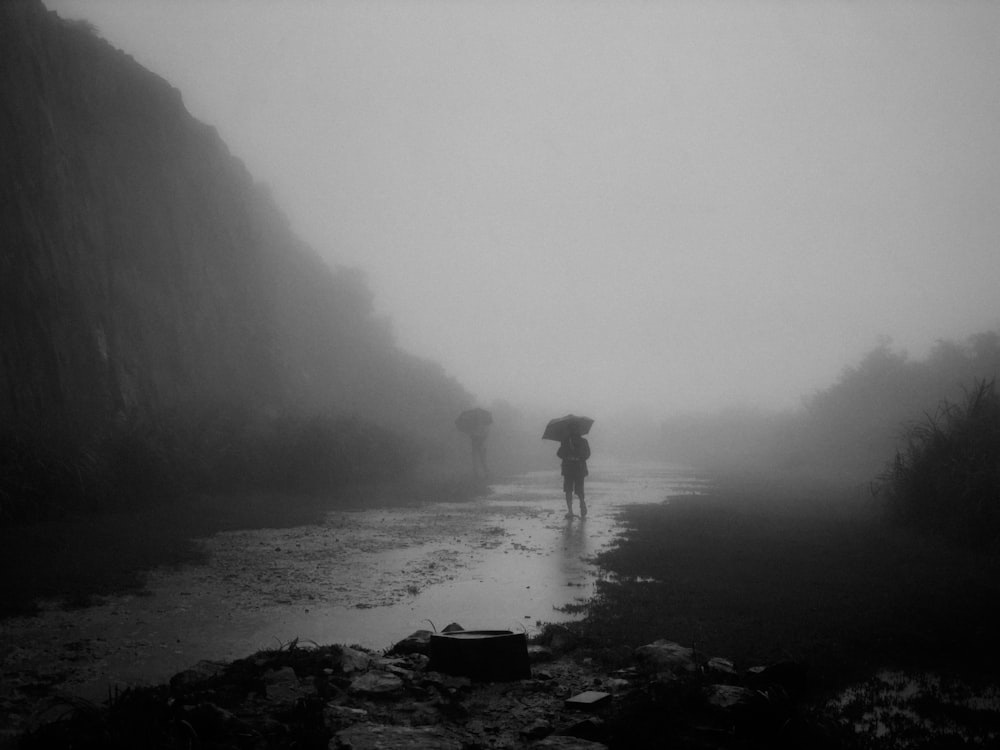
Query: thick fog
xmin=45 ymin=0 xmax=1000 ymax=419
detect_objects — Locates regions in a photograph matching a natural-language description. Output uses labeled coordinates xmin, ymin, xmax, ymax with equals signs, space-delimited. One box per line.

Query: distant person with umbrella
xmin=456 ymin=408 xmax=492 ymax=479
xmin=543 ymin=414 xmax=593 ymax=518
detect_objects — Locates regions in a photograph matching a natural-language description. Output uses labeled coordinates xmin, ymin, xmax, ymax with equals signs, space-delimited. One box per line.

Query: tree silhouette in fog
xmin=661 ymin=330 xmax=1000 ymax=488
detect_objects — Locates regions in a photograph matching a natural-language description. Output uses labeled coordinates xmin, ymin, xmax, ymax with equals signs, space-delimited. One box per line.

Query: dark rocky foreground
xmin=12 ymin=625 xmax=833 ymax=750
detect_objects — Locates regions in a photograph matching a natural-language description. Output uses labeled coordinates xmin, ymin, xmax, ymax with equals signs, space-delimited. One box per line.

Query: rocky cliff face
xmin=0 ymin=0 xmax=469 ymax=449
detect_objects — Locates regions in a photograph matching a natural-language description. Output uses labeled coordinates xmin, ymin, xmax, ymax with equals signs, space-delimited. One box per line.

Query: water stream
xmin=1 ymin=461 xmax=704 ymax=709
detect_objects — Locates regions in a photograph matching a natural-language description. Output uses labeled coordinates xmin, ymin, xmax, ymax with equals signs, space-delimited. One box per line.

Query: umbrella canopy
xmin=455 ymin=407 xmax=493 ymax=434
xmin=542 ymin=414 xmax=594 ymax=442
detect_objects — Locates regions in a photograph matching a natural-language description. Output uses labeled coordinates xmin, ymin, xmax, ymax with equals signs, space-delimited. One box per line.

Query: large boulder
xmin=348 ymin=671 xmax=405 ymax=697
xmin=704 ymin=684 xmax=758 ymax=711
xmin=391 ymin=629 xmax=434 ymax=656
xmin=633 ymin=640 xmax=701 ymax=679
xmin=332 ymin=644 xmax=373 ymax=673
xmin=263 ymin=665 xmax=315 ymax=704
xmin=705 ymin=656 xmax=737 ymax=679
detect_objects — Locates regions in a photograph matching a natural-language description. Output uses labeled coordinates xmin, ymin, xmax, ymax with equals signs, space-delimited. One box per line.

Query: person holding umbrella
xmin=544 ymin=415 xmax=593 ymax=518
xmin=456 ymin=408 xmax=492 ymax=479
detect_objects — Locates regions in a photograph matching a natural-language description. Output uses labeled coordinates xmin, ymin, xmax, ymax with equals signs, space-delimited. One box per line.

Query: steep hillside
xmin=0 ymin=0 xmax=473 ymax=517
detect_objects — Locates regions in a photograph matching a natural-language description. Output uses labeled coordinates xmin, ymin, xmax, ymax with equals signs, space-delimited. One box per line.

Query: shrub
xmin=877 ymin=378 xmax=1000 ymax=547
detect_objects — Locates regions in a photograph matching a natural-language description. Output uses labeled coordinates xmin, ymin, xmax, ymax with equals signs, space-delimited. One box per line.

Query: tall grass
xmin=877 ymin=378 xmax=1000 ymax=547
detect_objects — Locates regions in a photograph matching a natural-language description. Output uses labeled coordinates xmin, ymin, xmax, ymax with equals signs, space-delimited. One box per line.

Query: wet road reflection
xmin=1 ymin=461 xmax=703 ymax=701
xmin=557 ymin=516 xmax=592 ymax=587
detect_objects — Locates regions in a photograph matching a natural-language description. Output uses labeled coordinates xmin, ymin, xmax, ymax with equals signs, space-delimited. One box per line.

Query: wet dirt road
xmin=0 ymin=461 xmax=701 ymax=712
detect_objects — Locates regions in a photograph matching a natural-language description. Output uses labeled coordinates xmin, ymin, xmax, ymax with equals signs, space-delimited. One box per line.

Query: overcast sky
xmin=45 ymin=0 xmax=1000 ymax=418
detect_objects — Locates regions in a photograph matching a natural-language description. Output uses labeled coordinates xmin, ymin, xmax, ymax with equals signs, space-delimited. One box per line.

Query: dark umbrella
xmin=542 ymin=414 xmax=594 ymax=442
xmin=455 ymin=407 xmax=493 ymax=434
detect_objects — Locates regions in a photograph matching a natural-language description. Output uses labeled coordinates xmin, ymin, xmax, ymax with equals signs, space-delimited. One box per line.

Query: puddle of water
xmin=0 ymin=461 xmax=699 ymax=706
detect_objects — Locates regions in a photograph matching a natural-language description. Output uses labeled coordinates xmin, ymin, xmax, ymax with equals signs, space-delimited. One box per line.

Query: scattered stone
xmin=12 ymin=632 xmax=823 ymax=750
xmin=349 ymin=671 xmax=405 ymax=697
xmin=530 ymin=736 xmax=609 ymax=749
xmin=332 ymin=723 xmax=462 ymax=749
xmin=704 ymin=683 xmax=757 ymax=710
xmin=391 ymin=629 xmax=433 ymax=656
xmin=522 ymin=718 xmax=554 ymax=740
xmin=398 ymin=699 xmax=444 ymax=726
xmin=263 ymin=666 xmax=310 ymax=703
xmin=323 ymin=703 xmax=369 ymax=728
xmin=564 ymin=690 xmax=611 ymax=710
xmin=528 ymin=644 xmax=555 ymax=662
xmin=384 ymin=664 xmax=415 ymax=680
xmin=408 ymin=653 xmax=431 ymax=671
xmin=335 ymin=645 xmax=373 ymax=673
xmin=603 ymin=678 xmax=630 ymax=693
xmin=706 ymin=656 xmax=737 ymax=678
xmin=634 ymin=640 xmax=701 ymax=679
xmin=169 ymin=659 xmax=228 ymax=690
xmin=557 ymin=717 xmax=606 ymax=742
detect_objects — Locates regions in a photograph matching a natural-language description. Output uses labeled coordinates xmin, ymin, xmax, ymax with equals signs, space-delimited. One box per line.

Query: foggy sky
xmin=44 ymin=0 xmax=1000 ymax=418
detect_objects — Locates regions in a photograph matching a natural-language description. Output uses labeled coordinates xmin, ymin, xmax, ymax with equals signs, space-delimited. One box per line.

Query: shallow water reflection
xmin=1 ymin=461 xmax=701 ymax=704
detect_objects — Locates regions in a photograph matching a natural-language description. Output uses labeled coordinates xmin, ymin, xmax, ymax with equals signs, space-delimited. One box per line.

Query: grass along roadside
xmin=563 ymin=479 xmax=1000 ymax=697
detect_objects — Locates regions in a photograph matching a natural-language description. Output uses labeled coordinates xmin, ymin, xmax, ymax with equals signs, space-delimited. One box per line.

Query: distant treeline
xmin=662 ymin=330 xmax=1000 ymax=491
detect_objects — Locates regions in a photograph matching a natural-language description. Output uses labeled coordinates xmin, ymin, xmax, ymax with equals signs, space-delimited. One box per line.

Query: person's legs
xmin=576 ymin=478 xmax=587 ymax=517
xmin=562 ymin=475 xmax=574 ymax=516
xmin=474 ymin=446 xmax=489 ymax=478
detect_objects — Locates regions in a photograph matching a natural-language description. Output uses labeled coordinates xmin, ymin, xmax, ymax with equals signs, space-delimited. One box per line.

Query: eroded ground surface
xmin=0 ymin=462 xmax=703 ymax=736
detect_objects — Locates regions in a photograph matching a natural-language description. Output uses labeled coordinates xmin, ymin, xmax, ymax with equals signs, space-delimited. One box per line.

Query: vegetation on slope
xmin=0 ymin=1 xmax=477 ymax=523
xmin=876 ymin=378 xmax=1000 ymax=548
xmin=0 ymin=408 xmax=420 ymax=523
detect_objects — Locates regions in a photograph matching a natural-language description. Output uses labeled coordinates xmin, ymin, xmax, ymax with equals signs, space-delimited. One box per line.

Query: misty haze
xmin=2 ymin=1 xmax=1000 ymax=748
